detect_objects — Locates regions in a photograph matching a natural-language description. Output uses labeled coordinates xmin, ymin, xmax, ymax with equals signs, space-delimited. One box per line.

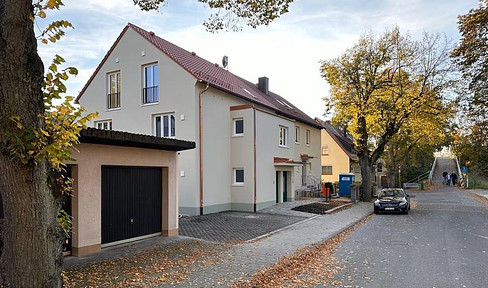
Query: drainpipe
xmin=199 ymin=81 xmax=209 ymax=215
xmin=253 ymin=107 xmax=257 ymax=212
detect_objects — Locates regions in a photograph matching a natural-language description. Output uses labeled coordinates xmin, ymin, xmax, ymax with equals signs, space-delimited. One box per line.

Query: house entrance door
xmin=283 ymin=171 xmax=288 ymax=202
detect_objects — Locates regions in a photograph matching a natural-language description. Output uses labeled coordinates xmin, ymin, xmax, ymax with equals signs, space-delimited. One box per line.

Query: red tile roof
xmin=76 ymin=23 xmax=321 ymax=129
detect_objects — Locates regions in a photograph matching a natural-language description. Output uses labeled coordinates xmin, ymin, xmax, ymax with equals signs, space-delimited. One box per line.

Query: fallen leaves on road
xmin=62 ymin=240 xmax=228 ymax=287
xmin=231 ymin=214 xmax=374 ymax=288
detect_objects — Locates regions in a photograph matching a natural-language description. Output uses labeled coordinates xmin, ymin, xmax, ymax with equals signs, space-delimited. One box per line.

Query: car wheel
xmin=374 ymin=208 xmax=379 ymax=214
xmin=403 ymin=208 xmax=409 ymax=215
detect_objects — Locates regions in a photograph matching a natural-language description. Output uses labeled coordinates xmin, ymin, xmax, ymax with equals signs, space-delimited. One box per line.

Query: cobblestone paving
xmin=178 ymin=211 xmax=310 ymax=243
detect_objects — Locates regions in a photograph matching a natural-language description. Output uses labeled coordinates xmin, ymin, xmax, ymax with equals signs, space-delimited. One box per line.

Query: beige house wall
xmin=80 ymin=28 xmax=200 ymax=215
xmin=79 ymin=27 xmax=322 ymax=215
xmin=320 ymin=129 xmax=351 ymax=184
xmin=68 ymin=143 xmax=178 ymax=256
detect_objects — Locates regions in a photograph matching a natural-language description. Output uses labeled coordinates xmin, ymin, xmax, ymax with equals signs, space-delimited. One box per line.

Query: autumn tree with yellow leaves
xmin=321 ymin=27 xmax=457 ymax=201
xmin=0 ymin=0 xmax=293 ymax=286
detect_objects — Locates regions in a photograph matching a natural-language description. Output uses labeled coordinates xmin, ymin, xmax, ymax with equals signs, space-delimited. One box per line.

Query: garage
xmin=68 ymin=128 xmax=195 ymax=256
xmin=101 ymin=166 xmax=163 ymax=245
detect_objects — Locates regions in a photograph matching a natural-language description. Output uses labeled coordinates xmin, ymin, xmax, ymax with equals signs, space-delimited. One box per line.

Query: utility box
xmin=339 ymin=173 xmax=355 ymax=196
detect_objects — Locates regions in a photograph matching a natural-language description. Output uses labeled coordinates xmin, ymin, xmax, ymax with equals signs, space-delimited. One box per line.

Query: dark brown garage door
xmin=101 ymin=166 xmax=162 ymax=244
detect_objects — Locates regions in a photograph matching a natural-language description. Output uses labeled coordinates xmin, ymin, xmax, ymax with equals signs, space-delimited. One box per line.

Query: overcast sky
xmin=37 ymin=0 xmax=479 ymax=120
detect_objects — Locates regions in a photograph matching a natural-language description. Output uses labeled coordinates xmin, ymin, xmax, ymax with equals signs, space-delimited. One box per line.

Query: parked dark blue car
xmin=374 ymin=188 xmax=411 ymax=214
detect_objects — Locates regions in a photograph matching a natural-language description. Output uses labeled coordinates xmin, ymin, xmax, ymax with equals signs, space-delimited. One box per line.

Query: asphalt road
xmin=325 ymin=186 xmax=488 ymax=288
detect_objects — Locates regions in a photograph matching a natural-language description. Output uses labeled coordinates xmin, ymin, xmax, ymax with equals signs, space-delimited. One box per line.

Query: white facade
xmin=78 ymin=24 xmax=322 ymax=215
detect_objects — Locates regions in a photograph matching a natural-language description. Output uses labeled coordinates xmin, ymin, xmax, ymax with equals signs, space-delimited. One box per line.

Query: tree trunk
xmin=0 ymin=1 xmax=64 ymax=287
xmin=386 ymin=148 xmax=398 ymax=188
xmin=359 ymin=151 xmax=373 ymax=202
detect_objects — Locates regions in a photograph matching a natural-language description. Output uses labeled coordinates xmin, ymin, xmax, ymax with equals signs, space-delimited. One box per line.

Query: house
xmin=66 ymin=128 xmax=195 ymax=256
xmin=76 ymin=23 xmax=322 ymax=216
xmin=315 ymin=119 xmax=361 ymax=184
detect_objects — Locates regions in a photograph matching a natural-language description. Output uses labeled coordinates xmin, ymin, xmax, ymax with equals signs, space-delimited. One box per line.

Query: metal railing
xmin=143 ymin=86 xmax=158 ymax=104
xmin=107 ymin=92 xmax=120 ymax=109
xmin=406 ymin=170 xmax=431 ymax=184
xmin=429 ymin=157 xmax=437 ymax=184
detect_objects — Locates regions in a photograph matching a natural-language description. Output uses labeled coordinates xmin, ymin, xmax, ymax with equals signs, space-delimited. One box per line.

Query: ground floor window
xmin=233 ymin=168 xmax=244 ymax=185
xmin=322 ymin=166 xmax=333 ymax=175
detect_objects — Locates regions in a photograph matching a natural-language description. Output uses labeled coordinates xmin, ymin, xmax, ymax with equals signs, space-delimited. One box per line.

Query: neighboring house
xmin=315 ymin=119 xmax=361 ymax=184
xmin=66 ymin=128 xmax=195 ymax=256
xmin=76 ymin=23 xmax=322 ymax=216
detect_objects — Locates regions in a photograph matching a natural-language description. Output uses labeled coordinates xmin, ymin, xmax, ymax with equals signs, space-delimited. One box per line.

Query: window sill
xmin=141 ymin=102 xmax=159 ymax=107
xmin=232 ymin=134 xmax=244 ymax=138
xmin=106 ymin=107 xmax=121 ymax=112
xmin=232 ymin=183 xmax=244 ymax=187
xmin=278 ymin=145 xmax=289 ymax=148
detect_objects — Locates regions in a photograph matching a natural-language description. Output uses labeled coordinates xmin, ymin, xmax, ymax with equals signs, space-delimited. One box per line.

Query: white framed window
xmin=95 ymin=120 xmax=112 ymax=130
xmin=322 ymin=166 xmax=333 ymax=175
xmin=154 ymin=113 xmax=175 ymax=138
xmin=279 ymin=126 xmax=288 ymax=147
xmin=107 ymin=71 xmax=120 ymax=109
xmin=306 ymin=129 xmax=311 ymax=145
xmin=143 ymin=63 xmax=159 ymax=104
xmin=295 ymin=126 xmax=300 ymax=143
xmin=233 ymin=168 xmax=244 ymax=185
xmin=233 ymin=118 xmax=244 ymax=136
xmin=322 ymin=146 xmax=329 ymax=155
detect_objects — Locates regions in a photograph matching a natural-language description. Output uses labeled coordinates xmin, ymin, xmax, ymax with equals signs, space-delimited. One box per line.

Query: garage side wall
xmin=69 ymin=143 xmax=178 ymax=256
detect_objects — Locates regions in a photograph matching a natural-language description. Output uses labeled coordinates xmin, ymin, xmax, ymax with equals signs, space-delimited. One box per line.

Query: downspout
xmin=253 ymin=107 xmax=257 ymax=212
xmin=199 ymin=81 xmax=209 ymax=215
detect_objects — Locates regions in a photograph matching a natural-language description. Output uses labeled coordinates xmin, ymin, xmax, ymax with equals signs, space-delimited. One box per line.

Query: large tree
xmin=321 ymin=28 xmax=456 ymax=201
xmin=452 ymin=0 xmax=488 ymax=117
xmin=0 ymin=0 xmax=293 ymax=286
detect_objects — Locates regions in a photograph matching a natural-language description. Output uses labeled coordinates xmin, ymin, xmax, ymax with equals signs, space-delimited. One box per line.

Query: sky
xmin=37 ymin=0 xmax=480 ymax=120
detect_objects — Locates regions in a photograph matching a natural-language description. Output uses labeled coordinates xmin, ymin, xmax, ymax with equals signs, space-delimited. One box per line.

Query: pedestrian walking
xmin=442 ymin=171 xmax=447 ymax=184
xmin=451 ymin=172 xmax=457 ymax=186
xmin=446 ymin=173 xmax=451 ymax=186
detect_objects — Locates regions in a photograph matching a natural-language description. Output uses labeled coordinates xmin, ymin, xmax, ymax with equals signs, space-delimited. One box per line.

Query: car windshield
xmin=379 ymin=189 xmax=404 ymax=198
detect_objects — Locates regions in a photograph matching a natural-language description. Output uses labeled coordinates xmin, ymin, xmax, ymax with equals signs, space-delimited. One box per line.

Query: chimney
xmin=258 ymin=77 xmax=269 ymax=95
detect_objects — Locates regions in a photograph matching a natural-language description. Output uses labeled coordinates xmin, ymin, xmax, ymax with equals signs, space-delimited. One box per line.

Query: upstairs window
xmin=95 ymin=120 xmax=112 ymax=130
xmin=107 ymin=71 xmax=120 ymax=109
xmin=322 ymin=146 xmax=329 ymax=155
xmin=233 ymin=118 xmax=244 ymax=136
xmin=306 ymin=129 xmax=311 ymax=145
xmin=279 ymin=126 xmax=288 ymax=147
xmin=154 ymin=114 xmax=175 ymax=138
xmin=295 ymin=126 xmax=300 ymax=143
xmin=143 ymin=64 xmax=159 ymax=104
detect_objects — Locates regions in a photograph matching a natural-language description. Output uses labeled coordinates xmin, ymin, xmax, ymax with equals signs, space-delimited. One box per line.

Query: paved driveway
xmin=178 ymin=199 xmax=318 ymax=243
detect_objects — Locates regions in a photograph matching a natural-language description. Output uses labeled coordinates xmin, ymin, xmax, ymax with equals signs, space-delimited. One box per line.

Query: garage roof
xmin=80 ymin=128 xmax=196 ymax=151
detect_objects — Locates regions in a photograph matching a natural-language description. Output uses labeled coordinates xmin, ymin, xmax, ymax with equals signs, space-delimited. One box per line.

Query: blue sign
xmin=461 ymin=166 xmax=468 ymax=172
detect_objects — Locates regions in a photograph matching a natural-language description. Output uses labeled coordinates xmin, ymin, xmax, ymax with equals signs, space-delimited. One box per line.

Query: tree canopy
xmin=134 ymin=0 xmax=294 ymax=32
xmin=321 ymin=27 xmax=456 ymax=200
xmin=452 ymin=0 xmax=488 ymax=117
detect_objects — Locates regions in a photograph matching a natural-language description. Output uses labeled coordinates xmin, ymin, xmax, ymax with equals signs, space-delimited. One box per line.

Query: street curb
xmin=245 ymin=214 xmax=320 ymax=243
xmin=245 ymin=204 xmax=371 ymax=244
xmin=324 ymin=203 xmax=353 ymax=214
